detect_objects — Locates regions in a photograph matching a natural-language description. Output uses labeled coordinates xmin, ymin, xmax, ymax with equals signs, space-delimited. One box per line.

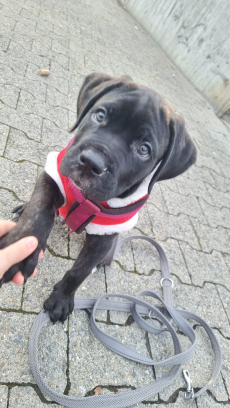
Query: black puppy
xmin=0 ymin=73 xmax=196 ymax=323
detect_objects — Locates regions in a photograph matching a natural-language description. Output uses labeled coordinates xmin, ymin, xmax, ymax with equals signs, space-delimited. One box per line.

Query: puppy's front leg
xmin=0 ymin=171 xmax=64 ymax=285
xmin=44 ymin=233 xmax=117 ymax=323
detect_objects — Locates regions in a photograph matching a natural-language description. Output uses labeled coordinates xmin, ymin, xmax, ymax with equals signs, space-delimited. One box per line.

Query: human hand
xmin=0 ymin=220 xmax=43 ymax=284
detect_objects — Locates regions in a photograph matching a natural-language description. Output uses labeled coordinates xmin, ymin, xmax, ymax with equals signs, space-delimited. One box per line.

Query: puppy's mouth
xmin=61 ymin=145 xmax=119 ymax=201
xmin=69 ymin=170 xmax=115 ymax=202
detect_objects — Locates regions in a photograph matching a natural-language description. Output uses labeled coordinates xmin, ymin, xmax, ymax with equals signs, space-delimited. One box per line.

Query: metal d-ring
xmin=160 ymin=277 xmax=174 ymax=288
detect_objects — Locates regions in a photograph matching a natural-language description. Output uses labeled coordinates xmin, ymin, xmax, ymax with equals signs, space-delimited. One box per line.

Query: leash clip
xmin=183 ymin=370 xmax=194 ymax=400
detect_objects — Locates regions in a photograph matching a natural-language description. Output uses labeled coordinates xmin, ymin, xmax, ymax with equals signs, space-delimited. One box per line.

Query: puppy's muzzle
xmin=78 ymin=148 xmax=108 ymax=176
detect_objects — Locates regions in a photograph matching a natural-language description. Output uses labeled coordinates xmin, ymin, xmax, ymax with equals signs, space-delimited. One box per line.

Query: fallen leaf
xmin=195 ymin=139 xmax=202 ymax=146
xmin=80 ymin=27 xmax=86 ymax=30
xmin=68 ymin=94 xmax=73 ymax=97
xmin=94 ymin=387 xmax=102 ymax=395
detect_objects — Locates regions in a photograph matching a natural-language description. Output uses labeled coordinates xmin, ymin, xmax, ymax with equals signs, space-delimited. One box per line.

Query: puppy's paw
xmin=43 ymin=290 xmax=74 ymax=323
xmin=12 ymin=203 xmax=27 ymax=221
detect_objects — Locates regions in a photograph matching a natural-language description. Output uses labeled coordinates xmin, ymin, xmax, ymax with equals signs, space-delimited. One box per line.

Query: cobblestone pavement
xmin=0 ymin=0 xmax=230 ymax=407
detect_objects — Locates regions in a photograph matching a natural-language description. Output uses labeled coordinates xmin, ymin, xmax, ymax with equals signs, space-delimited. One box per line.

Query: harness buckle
xmin=183 ymin=370 xmax=194 ymax=400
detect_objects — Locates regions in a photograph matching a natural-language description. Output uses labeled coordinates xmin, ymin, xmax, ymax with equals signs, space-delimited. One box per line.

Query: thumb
xmin=0 ymin=237 xmax=38 ymax=278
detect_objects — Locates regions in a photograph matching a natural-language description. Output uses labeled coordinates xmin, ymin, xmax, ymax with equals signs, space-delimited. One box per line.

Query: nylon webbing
xmin=29 ymin=235 xmax=222 ymax=407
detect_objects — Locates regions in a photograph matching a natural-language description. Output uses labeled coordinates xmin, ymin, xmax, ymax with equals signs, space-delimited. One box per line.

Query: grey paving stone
xmin=180 ymin=242 xmax=229 ymax=287
xmin=160 ymin=239 xmax=191 ymax=284
xmin=0 ymin=315 xmax=66 ymax=391
xmin=0 ymin=102 xmax=43 ymax=142
xmin=0 ymin=188 xmax=22 ymax=220
xmin=214 ymin=330 xmax=230 ymax=399
xmin=161 ymin=185 xmax=207 ymax=223
xmin=186 ymin=165 xmax=216 ymax=185
xmin=41 ymin=118 xmax=70 ymax=149
xmin=46 ymin=86 xmax=76 ymax=113
xmin=22 ymin=250 xmax=73 ymax=313
xmin=216 ymin=161 xmax=230 ymax=180
xmin=69 ymin=310 xmax=154 ymax=396
xmin=199 ymin=198 xmax=230 ymax=228
xmin=46 ymin=217 xmax=69 ymax=257
xmin=0 ymin=123 xmax=9 ymax=156
xmin=0 ymin=157 xmax=37 ymax=201
xmin=151 ymin=325 xmax=227 ymax=402
xmin=26 ymin=63 xmax=69 ymax=96
xmin=17 ymin=90 xmax=69 ymax=131
xmin=197 ymin=393 xmax=230 ymax=407
xmin=7 ymin=40 xmax=50 ymax=71
xmin=133 ymin=204 xmax=153 ymax=236
xmin=68 ymin=230 xmax=85 ymax=260
xmin=190 ymin=217 xmax=230 ymax=255
xmin=148 ymin=182 xmax=168 ymax=212
xmin=216 ymin=285 xmax=230 ymax=322
xmin=23 ymin=248 xmax=106 ymax=315
xmin=205 ymin=183 xmax=230 ymax=208
xmin=4 ymin=128 xmax=49 ymax=166
xmin=0 ymin=281 xmax=23 ymax=310
xmin=196 ymin=154 xmax=223 ymax=176
xmin=175 ymin=175 xmax=212 ymax=202
xmin=0 ymin=62 xmax=47 ymax=105
xmin=148 ymin=392 xmax=196 ymax=407
xmin=106 ymin=261 xmax=163 ymax=324
xmin=148 ymin=204 xmax=200 ymax=250
xmin=159 ymin=178 xmax=179 ymax=194
xmin=210 ymin=170 xmax=230 ymax=193
xmin=173 ymin=277 xmax=230 ymax=337
xmin=38 ymin=320 xmax=67 ymax=393
xmin=0 ymin=84 xmax=20 ymax=109
xmin=1 ymin=13 xmax=17 ymax=30
xmin=0 ymin=386 xmax=8 ymax=408
xmin=0 ymin=36 xmax=10 ymax=52
xmin=0 ymin=50 xmax=27 ymax=78
xmin=114 ymin=231 xmax=136 ymax=272
xmin=8 ymin=386 xmax=60 ymax=408
xmin=0 ymin=312 xmax=35 ymax=382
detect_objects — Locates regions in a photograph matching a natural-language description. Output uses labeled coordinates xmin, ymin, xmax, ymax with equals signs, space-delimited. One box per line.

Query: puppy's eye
xmin=138 ymin=143 xmax=151 ymax=157
xmin=93 ymin=109 xmax=106 ymax=123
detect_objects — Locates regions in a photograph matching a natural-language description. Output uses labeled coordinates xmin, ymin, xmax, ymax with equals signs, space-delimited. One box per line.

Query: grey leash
xmin=29 ymin=235 xmax=222 ymax=407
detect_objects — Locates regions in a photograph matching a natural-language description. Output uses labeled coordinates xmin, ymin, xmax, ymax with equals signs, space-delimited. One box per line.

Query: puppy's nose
xmin=79 ymin=149 xmax=107 ymax=175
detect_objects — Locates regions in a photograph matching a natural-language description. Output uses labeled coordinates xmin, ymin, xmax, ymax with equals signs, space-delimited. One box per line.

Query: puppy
xmin=0 ymin=73 xmax=197 ymax=323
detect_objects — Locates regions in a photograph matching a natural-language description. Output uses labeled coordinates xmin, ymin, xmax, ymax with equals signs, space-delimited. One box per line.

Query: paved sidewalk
xmin=0 ymin=0 xmax=230 ymax=406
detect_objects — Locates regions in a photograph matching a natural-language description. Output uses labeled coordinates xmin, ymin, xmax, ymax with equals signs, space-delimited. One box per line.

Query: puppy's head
xmin=61 ymin=73 xmax=197 ymax=202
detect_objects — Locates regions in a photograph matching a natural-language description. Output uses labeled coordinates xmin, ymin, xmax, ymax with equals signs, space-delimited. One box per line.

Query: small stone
xmin=39 ymin=69 xmax=50 ymax=76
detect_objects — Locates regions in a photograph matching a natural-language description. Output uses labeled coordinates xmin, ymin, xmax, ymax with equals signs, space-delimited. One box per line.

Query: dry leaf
xmin=68 ymin=94 xmax=73 ymax=98
xmin=94 ymin=387 xmax=102 ymax=395
xmin=80 ymin=27 xmax=86 ymax=30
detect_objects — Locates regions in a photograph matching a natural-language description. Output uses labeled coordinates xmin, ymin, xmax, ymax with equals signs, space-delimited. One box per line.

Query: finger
xmin=0 ymin=236 xmax=38 ymax=276
xmin=12 ymin=268 xmax=37 ymax=285
xmin=38 ymin=250 xmax=43 ymax=260
xmin=11 ymin=272 xmax=24 ymax=285
xmin=0 ymin=220 xmax=16 ymax=237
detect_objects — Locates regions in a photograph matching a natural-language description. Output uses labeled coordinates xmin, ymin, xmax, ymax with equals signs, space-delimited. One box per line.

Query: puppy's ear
xmin=70 ymin=73 xmax=132 ymax=132
xmin=149 ymin=108 xmax=197 ymax=190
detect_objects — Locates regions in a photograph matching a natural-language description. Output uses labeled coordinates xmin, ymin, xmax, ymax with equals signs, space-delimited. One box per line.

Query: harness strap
xmin=66 ymin=179 xmax=149 ymax=233
xmin=29 ymin=236 xmax=222 ymax=407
